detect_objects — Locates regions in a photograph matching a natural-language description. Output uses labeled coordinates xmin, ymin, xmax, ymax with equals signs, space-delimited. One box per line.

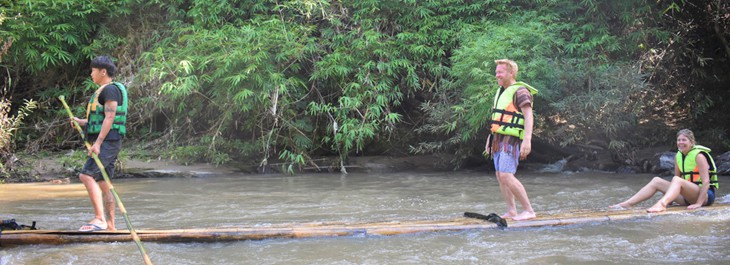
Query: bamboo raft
xmin=2 ymin=203 xmax=728 ymax=246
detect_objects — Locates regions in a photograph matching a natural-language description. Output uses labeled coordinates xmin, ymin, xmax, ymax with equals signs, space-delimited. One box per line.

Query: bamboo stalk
xmin=58 ymin=96 xmax=153 ymax=265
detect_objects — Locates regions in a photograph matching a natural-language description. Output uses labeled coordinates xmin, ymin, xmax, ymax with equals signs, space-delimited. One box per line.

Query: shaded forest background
xmin=1 ymin=0 xmax=729 ymax=176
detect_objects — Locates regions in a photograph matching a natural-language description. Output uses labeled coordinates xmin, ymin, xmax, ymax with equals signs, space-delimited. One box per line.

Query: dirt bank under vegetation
xmin=7 ymin=153 xmax=461 ymax=183
xmin=10 ymin=145 xmax=725 ymax=184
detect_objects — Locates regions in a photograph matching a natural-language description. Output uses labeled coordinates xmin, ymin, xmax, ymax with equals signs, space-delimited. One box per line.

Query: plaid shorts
xmin=493 ymin=148 xmax=520 ymax=174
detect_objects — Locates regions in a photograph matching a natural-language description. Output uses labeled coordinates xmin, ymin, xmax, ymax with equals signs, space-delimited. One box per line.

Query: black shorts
xmin=705 ymin=188 xmax=716 ymax=206
xmin=80 ymin=140 xmax=122 ymax=182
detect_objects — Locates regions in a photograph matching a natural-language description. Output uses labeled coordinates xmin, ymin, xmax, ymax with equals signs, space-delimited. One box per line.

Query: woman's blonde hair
xmin=677 ymin=129 xmax=696 ymax=143
xmin=494 ymin=59 xmax=519 ymax=76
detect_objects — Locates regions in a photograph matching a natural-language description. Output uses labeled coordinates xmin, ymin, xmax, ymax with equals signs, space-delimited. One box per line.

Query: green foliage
xmin=0 ymin=97 xmax=38 ymax=176
xmin=307 ymin=0 xmax=513 ymax=169
xmin=166 ymin=145 xmax=208 ymax=166
xmin=414 ymin=1 xmax=683 ymax=166
xmin=2 ymin=0 xmax=728 ymax=175
xmin=546 ymin=62 xmax=657 ymax=152
xmin=159 ymin=134 xmax=256 ymax=167
xmin=142 ymin=0 xmax=521 ymax=169
xmin=141 ymin=2 xmax=317 ymax=167
xmin=56 ymin=149 xmax=87 ymax=172
xmin=414 ymin=10 xmax=564 ymax=166
xmin=0 ymin=0 xmax=132 ymax=74
xmin=165 ymin=144 xmax=231 ymax=166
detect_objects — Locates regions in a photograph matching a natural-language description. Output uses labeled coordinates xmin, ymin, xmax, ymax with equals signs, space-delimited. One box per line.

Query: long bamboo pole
xmin=59 ymin=96 xmax=153 ymax=265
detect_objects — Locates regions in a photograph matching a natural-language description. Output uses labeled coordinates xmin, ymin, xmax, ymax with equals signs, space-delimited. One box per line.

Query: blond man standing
xmin=486 ymin=59 xmax=538 ymax=221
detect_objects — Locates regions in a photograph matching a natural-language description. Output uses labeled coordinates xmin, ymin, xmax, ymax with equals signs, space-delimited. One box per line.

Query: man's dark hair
xmin=90 ymin=56 xmax=117 ymax=77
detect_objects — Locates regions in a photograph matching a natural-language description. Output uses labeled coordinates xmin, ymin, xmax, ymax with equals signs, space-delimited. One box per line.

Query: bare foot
xmin=608 ymin=203 xmax=631 ymax=210
xmin=512 ymin=211 xmax=536 ymax=221
xmin=500 ymin=211 xmax=517 ymax=219
xmin=646 ymin=202 xmax=667 ymax=213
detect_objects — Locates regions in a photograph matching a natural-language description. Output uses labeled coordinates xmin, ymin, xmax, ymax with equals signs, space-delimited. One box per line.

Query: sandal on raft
xmin=79 ymin=221 xmax=107 ymax=232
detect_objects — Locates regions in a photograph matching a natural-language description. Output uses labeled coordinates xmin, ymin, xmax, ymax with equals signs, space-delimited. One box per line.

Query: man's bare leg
xmin=79 ymin=174 xmax=106 ymax=228
xmin=497 ymin=171 xmax=535 ymax=221
xmin=99 ymin=180 xmax=116 ymax=230
xmin=496 ymin=171 xmax=517 ymax=218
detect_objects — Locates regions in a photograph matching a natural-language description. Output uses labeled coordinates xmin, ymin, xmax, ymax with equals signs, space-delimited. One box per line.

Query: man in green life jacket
xmin=71 ymin=56 xmax=128 ymax=232
xmin=486 ymin=59 xmax=538 ymax=221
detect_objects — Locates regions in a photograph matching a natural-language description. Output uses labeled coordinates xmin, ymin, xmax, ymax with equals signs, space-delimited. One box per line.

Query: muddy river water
xmin=1 ymin=170 xmax=729 ymax=264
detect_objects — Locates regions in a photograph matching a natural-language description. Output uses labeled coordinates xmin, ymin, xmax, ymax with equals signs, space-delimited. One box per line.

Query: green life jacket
xmin=675 ymin=145 xmax=719 ymax=190
xmin=85 ymin=82 xmax=128 ymax=136
xmin=489 ymin=81 xmax=538 ymax=139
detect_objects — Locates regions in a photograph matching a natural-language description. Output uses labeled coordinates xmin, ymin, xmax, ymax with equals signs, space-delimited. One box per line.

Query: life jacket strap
xmin=491 ymin=109 xmax=524 ymax=119
xmin=489 ymin=120 xmax=525 ymax=129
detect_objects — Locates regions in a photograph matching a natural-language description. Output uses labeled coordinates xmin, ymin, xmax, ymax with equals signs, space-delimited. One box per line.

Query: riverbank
xmin=3 ymin=152 xmax=462 ymax=183
xmin=3 ymin=153 xmax=239 ymax=183
xmin=4 ymin=145 xmax=729 ymax=184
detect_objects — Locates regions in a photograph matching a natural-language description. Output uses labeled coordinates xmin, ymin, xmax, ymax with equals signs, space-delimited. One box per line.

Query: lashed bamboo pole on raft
xmin=59 ymin=96 xmax=153 ymax=265
xmin=1 ymin=203 xmax=728 ymax=246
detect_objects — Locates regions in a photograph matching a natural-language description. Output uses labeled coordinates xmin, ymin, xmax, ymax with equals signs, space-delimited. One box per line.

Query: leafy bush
xmin=412 ymin=10 xmax=564 ymax=167
xmin=0 ymin=97 xmax=38 ymax=176
xmin=165 ymin=144 xmax=231 ymax=166
xmin=1 ymin=0 xmax=728 ymax=174
xmin=0 ymin=0 xmax=131 ymax=74
xmin=56 ymin=149 xmax=87 ymax=173
xmin=545 ymin=62 xmax=663 ymax=155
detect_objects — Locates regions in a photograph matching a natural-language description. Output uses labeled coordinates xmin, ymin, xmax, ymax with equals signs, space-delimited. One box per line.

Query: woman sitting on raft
xmin=610 ymin=129 xmax=718 ymax=212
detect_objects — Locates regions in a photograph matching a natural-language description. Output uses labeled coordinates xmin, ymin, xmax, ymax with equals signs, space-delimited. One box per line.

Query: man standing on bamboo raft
xmin=610 ymin=129 xmax=718 ymax=212
xmin=486 ymin=59 xmax=538 ymax=221
xmin=71 ymin=56 xmax=128 ymax=232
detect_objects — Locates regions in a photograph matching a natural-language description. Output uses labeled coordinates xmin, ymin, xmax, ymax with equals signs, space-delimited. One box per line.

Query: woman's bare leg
xmin=610 ymin=177 xmax=670 ymax=208
xmin=647 ymin=177 xmax=701 ymax=212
